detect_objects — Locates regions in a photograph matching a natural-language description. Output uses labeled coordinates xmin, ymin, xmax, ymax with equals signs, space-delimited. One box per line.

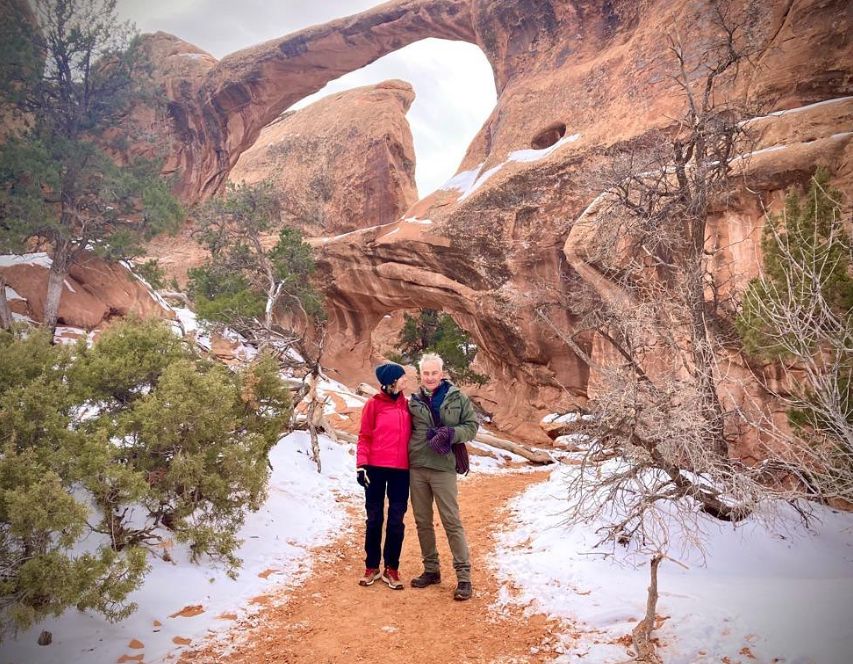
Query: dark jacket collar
xmin=419 ymin=379 xmax=454 ymax=400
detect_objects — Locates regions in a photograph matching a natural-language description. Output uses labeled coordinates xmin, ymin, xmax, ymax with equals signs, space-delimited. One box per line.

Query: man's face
xmin=419 ymin=360 xmax=443 ymax=391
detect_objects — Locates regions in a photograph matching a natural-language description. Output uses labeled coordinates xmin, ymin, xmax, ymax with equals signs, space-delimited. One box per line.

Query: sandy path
xmin=181 ymin=470 xmax=575 ymax=663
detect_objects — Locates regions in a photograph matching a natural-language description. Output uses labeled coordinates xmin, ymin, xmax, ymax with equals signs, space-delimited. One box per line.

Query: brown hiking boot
xmin=410 ymin=571 xmax=441 ymax=588
xmin=453 ymin=581 xmax=472 ymax=600
xmin=358 ymin=568 xmax=381 ymax=586
xmin=382 ymin=567 xmax=404 ymax=590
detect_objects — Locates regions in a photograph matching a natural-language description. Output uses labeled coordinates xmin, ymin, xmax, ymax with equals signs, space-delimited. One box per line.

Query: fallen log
xmin=295 ymin=388 xmax=554 ymax=467
xmin=281 ymin=375 xmax=307 ymax=390
xmin=474 ymin=432 xmax=554 ymax=465
xmin=328 ymin=429 xmax=551 ymax=466
xmin=159 ymin=290 xmax=192 ymax=307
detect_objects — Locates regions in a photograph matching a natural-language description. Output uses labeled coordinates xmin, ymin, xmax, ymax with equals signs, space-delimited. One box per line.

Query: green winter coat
xmin=408 ymin=383 xmax=478 ymax=472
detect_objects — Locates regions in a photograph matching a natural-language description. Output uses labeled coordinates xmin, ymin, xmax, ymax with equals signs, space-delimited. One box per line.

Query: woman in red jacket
xmin=356 ymin=362 xmax=412 ymax=590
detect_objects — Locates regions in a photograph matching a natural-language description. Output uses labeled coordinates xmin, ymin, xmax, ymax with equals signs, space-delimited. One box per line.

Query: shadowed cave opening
xmin=531 ymin=121 xmax=567 ymax=150
xmin=372 ymin=308 xmax=487 ymax=387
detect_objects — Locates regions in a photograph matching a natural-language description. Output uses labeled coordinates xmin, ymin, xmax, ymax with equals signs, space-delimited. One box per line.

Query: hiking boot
xmin=358 ymin=568 xmax=381 ymax=586
xmin=382 ymin=567 xmax=404 ymax=590
xmin=453 ymin=581 xmax=473 ymax=601
xmin=410 ymin=571 xmax=441 ymax=588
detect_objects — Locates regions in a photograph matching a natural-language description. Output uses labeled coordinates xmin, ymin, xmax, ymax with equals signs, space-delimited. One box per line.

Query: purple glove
xmin=427 ymin=426 xmax=455 ymax=455
xmin=427 ymin=427 xmax=437 ymax=441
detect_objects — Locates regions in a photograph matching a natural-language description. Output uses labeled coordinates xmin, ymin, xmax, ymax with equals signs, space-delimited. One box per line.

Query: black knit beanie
xmin=375 ymin=362 xmax=405 ymax=387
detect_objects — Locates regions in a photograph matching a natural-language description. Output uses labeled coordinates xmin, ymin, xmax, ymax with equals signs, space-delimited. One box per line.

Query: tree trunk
xmin=685 ymin=225 xmax=728 ymax=459
xmin=43 ymin=238 xmax=72 ymax=338
xmin=304 ymin=371 xmax=323 ymax=473
xmin=264 ymin=281 xmax=278 ymax=333
xmin=0 ymin=274 xmax=12 ymax=330
xmin=632 ymin=553 xmax=663 ymax=664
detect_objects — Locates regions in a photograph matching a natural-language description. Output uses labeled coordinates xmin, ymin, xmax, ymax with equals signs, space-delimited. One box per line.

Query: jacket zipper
xmin=399 ymin=400 xmax=405 ymax=465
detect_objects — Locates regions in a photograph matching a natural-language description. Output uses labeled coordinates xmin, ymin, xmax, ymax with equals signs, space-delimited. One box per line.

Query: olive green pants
xmin=409 ymin=466 xmax=471 ymax=582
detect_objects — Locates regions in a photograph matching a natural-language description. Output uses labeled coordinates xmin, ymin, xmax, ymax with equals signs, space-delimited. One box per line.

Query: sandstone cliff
xmin=126 ymin=1 xmax=474 ymax=202
xmin=304 ymin=0 xmax=851 ymax=442
xmin=229 ymin=80 xmax=418 ymax=236
xmin=142 ymin=77 xmax=419 ymax=285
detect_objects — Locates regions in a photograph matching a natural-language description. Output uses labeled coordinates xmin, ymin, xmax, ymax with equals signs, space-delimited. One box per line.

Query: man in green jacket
xmin=408 ymin=352 xmax=478 ymax=601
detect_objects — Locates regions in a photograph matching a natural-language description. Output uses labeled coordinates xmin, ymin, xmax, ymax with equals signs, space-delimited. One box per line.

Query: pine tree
xmin=737 ymin=169 xmax=853 ymax=357
xmin=736 ymin=169 xmax=853 ymax=494
xmin=188 ymin=180 xmax=324 ymax=349
xmin=72 ymin=319 xmax=292 ymax=571
xmin=0 ymin=328 xmax=147 ymax=636
xmin=397 ymin=309 xmax=485 ymax=385
xmin=0 ymin=318 xmax=292 ymax=636
xmin=0 ymin=0 xmax=183 ymax=334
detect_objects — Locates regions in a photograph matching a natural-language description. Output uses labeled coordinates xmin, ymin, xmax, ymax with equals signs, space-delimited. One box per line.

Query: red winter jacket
xmin=357 ymin=391 xmax=411 ymax=470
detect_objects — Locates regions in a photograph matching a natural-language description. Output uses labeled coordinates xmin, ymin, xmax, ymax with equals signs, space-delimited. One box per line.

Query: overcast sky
xmin=115 ymin=0 xmax=497 ymax=197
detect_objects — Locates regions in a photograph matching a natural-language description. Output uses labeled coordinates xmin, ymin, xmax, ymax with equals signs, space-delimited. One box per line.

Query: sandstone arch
xmin=135 ymin=0 xmax=853 ymax=441
xmin=308 ymin=0 xmax=851 ymax=442
xmin=144 ymin=0 xmax=480 ymax=202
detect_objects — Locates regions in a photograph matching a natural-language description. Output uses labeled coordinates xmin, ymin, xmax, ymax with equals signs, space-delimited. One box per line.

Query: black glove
xmin=357 ymin=467 xmax=370 ymax=488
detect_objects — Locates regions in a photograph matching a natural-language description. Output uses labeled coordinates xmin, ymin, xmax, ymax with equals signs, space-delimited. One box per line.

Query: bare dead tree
xmin=292 ymin=327 xmax=330 ymax=473
xmin=633 ymin=552 xmax=664 ymax=664
xmin=551 ymin=0 xmax=770 ymax=511
xmin=546 ymin=173 xmax=852 ymax=657
xmin=539 ymin=5 xmax=817 ymax=660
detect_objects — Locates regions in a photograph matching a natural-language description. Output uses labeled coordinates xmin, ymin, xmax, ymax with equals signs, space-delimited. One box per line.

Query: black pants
xmin=363 ymin=466 xmax=410 ymax=570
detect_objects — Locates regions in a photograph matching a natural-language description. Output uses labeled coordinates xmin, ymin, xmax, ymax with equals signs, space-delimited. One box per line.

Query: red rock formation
xmin=144 ymin=79 xmax=419 ymax=286
xmin=125 ymin=0 xmax=851 ymax=440
xmin=0 ymin=253 xmax=172 ymax=329
xmin=135 ymin=33 xmax=219 ymax=190
xmin=229 ymin=80 xmax=418 ymax=235
xmin=307 ymin=0 xmax=852 ymax=441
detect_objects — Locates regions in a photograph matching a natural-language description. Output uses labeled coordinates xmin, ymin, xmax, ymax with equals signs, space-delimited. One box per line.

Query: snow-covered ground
xmin=0 ymin=253 xmax=53 ymax=269
xmin=492 ymin=462 xmax=853 ymax=663
xmin=2 ymin=432 xmax=359 ymax=664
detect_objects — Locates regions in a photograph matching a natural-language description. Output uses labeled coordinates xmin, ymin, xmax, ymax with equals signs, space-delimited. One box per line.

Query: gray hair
xmin=418 ymin=352 xmax=444 ymax=371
